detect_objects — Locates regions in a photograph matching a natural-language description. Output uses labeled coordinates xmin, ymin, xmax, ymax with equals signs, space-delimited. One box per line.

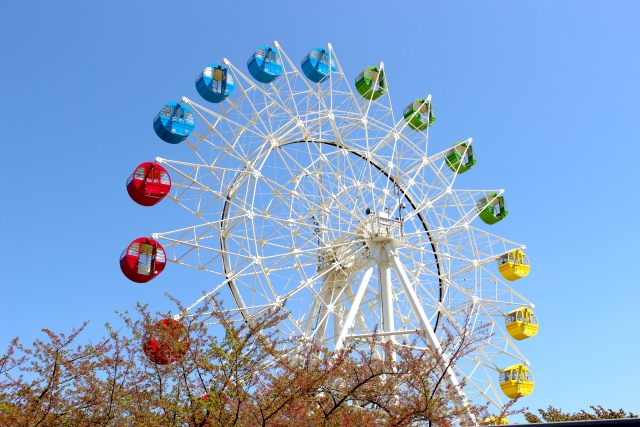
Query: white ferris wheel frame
xmin=148 ymin=41 xmax=535 ymax=423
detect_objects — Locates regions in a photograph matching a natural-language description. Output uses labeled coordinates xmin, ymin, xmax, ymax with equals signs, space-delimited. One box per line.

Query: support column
xmin=384 ymin=242 xmax=477 ymax=426
xmin=378 ymin=248 xmax=396 ymax=362
xmin=302 ymin=271 xmax=331 ymax=341
xmin=332 ymin=274 xmax=346 ymax=347
xmin=315 ymin=273 xmax=335 ymax=349
xmin=334 ymin=243 xmax=381 ymax=351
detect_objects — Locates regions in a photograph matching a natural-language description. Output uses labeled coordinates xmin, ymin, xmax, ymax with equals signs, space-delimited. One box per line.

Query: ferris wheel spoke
xmin=269 ymin=42 xmax=320 ymax=117
xmin=436 ymin=270 xmax=532 ymax=315
xmin=394 ymin=148 xmax=461 ymax=200
xmin=182 ymin=129 xmax=221 ymax=165
xmin=158 ymin=162 xmax=240 ymax=215
xmin=218 ymin=63 xmax=283 ymax=135
xmin=475 ymin=332 xmax=528 ymax=365
xmin=316 ymin=45 xmax=362 ymax=118
xmin=454 ymin=361 xmax=504 ymax=408
xmin=224 ymin=58 xmax=310 ymax=137
xmin=185 ymin=97 xmax=272 ymax=143
xmin=286 ymin=267 xmax=345 ymax=304
xmin=267 ymin=148 xmax=364 ymax=225
xmin=403 ymin=192 xmax=498 ymax=243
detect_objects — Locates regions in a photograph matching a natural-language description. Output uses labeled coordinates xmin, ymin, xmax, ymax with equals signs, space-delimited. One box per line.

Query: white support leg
xmin=317 ymin=270 xmax=347 ymax=348
xmin=379 ymin=248 xmax=396 ymax=363
xmin=332 ymin=274 xmax=346 ymax=346
xmin=343 ymin=284 xmax=382 ymax=360
xmin=315 ymin=276 xmax=334 ymax=349
xmin=384 ymin=242 xmax=477 ymax=426
xmin=334 ymin=243 xmax=381 ymax=351
xmin=302 ymin=269 xmax=340 ymax=347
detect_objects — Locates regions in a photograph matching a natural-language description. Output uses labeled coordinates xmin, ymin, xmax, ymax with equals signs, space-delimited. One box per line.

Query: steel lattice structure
xmin=149 ymin=41 xmax=535 ymax=420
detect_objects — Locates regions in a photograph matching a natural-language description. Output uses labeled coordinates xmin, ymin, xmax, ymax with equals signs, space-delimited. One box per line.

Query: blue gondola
xmin=195 ymin=63 xmax=235 ymax=103
xmin=247 ymin=46 xmax=283 ymax=84
xmin=152 ymin=102 xmax=196 ymax=144
xmin=301 ymin=47 xmax=336 ymax=83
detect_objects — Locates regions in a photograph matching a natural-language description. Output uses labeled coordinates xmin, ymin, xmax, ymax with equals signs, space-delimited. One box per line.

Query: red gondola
xmin=143 ymin=319 xmax=189 ymax=365
xmin=126 ymin=162 xmax=171 ymax=206
xmin=119 ymin=237 xmax=166 ymax=283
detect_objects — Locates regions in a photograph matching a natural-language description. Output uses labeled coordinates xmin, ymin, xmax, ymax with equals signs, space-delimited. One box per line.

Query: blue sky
xmin=1 ymin=0 xmax=639 ymax=420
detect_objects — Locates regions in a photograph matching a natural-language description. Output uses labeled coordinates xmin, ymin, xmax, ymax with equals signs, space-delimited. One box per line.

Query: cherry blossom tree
xmin=1 ymin=297 xmax=516 ymax=427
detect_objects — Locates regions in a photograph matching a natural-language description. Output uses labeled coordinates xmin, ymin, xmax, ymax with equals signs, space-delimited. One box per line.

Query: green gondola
xmin=355 ymin=66 xmax=387 ymax=100
xmin=477 ymin=193 xmax=508 ymax=225
xmin=403 ymin=98 xmax=436 ymax=132
xmin=445 ymin=141 xmax=476 ymax=174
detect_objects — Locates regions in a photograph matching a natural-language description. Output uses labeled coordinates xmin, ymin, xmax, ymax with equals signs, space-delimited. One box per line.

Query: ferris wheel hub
xmin=356 ymin=210 xmax=405 ymax=244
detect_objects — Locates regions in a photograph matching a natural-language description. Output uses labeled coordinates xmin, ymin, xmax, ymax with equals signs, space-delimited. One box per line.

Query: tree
xmin=524 ymin=405 xmax=638 ymax=423
xmin=0 ymin=297 xmax=515 ymax=426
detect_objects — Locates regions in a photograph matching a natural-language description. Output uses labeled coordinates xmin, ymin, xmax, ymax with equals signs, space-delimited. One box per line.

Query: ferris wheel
xmin=120 ymin=41 xmax=539 ymax=422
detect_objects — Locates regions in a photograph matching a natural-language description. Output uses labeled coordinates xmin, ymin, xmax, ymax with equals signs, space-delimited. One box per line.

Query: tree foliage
xmin=524 ymin=405 xmax=638 ymax=423
xmin=0 ymin=298 xmax=515 ymax=426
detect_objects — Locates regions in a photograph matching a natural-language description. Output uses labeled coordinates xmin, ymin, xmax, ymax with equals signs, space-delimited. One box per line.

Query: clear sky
xmin=1 ymin=0 xmax=639 ymax=421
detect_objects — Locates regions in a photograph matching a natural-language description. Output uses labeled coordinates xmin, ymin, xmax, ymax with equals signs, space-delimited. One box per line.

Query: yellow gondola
xmin=505 ymin=307 xmax=539 ymax=340
xmin=483 ymin=416 xmax=509 ymax=425
xmin=499 ymin=364 xmax=534 ymax=398
xmin=497 ymin=249 xmax=530 ymax=281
